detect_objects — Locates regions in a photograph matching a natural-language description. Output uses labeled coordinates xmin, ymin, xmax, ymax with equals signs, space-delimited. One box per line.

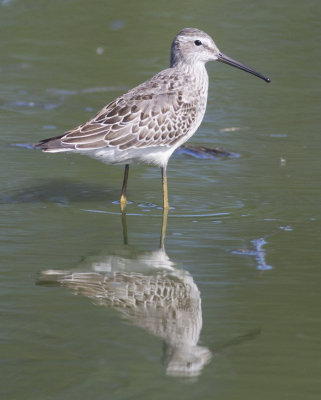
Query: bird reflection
xmin=39 ymin=209 xmax=212 ymax=377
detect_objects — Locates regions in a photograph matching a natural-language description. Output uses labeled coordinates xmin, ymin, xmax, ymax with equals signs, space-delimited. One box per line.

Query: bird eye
xmin=194 ymin=40 xmax=202 ymax=46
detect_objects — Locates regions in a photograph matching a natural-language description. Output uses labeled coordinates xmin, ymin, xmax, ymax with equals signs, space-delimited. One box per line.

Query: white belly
xmin=86 ymin=145 xmax=177 ymax=168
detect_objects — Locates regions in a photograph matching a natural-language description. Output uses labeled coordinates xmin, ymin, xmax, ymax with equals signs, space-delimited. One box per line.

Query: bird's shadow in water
xmin=37 ymin=210 xmax=261 ymax=378
xmin=1 ymin=179 xmax=117 ymax=205
xmin=4 ymin=143 xmax=236 ymax=205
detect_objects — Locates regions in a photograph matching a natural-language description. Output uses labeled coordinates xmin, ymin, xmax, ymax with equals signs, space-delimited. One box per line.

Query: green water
xmin=1 ymin=0 xmax=320 ymax=399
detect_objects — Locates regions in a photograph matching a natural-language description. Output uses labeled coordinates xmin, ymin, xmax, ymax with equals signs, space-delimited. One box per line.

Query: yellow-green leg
xmin=120 ymin=164 xmax=129 ymax=212
xmin=160 ymin=206 xmax=168 ymax=250
xmin=161 ymin=166 xmax=169 ymax=211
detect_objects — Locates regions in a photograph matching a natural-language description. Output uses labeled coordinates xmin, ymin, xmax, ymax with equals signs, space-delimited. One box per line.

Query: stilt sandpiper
xmin=34 ymin=28 xmax=270 ymax=210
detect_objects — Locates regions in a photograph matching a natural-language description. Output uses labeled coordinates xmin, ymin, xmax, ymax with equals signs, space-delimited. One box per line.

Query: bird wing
xmin=35 ymin=69 xmax=198 ymax=152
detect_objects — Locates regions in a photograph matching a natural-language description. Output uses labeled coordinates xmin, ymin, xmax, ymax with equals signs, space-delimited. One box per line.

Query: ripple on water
xmin=81 ymin=208 xmax=230 ymax=219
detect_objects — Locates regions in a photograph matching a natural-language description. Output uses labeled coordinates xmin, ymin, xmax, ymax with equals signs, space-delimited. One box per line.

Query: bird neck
xmin=172 ymin=61 xmax=208 ymax=88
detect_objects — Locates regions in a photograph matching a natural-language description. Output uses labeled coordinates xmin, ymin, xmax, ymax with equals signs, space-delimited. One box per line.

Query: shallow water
xmin=1 ymin=1 xmax=320 ymax=399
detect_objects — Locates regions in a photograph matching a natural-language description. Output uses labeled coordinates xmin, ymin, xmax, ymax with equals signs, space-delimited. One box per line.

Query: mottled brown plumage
xmin=34 ymin=28 xmax=269 ymax=209
xmin=35 ymin=68 xmax=202 ymax=154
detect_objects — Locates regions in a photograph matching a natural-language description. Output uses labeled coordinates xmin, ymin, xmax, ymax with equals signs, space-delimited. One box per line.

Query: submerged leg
xmin=161 ymin=166 xmax=169 ymax=210
xmin=120 ymin=164 xmax=129 ymax=211
xmin=160 ymin=206 xmax=168 ymax=250
xmin=121 ymin=210 xmax=128 ymax=245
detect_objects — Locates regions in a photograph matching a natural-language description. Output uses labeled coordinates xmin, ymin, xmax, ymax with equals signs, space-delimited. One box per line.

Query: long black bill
xmin=217 ymin=52 xmax=270 ymax=83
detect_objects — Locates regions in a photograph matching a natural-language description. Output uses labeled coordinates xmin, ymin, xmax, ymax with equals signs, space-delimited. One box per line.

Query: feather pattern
xmin=33 ymin=28 xmax=223 ymax=166
xmin=34 ymin=67 xmax=208 ymax=158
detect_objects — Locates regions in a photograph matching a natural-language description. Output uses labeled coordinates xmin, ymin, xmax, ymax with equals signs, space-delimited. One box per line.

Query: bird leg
xmin=121 ymin=210 xmax=129 ymax=245
xmin=161 ymin=166 xmax=169 ymax=210
xmin=120 ymin=164 xmax=129 ymax=211
xmin=160 ymin=206 xmax=168 ymax=250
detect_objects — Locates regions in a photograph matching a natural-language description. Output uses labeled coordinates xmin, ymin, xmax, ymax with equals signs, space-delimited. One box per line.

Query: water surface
xmin=1 ymin=0 xmax=320 ymax=399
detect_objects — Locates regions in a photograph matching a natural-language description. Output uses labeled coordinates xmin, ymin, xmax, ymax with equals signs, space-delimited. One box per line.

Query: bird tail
xmin=33 ymin=134 xmax=74 ymax=153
